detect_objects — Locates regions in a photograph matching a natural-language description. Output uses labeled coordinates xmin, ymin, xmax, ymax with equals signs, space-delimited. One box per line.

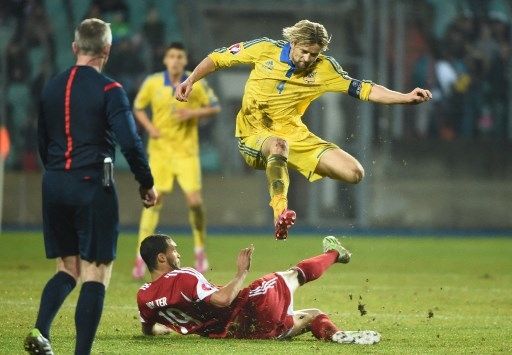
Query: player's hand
xmin=175 ymin=79 xmax=194 ymax=102
xmin=407 ymin=87 xmax=433 ymax=104
xmin=140 ymin=186 xmax=158 ymax=208
xmin=236 ymin=245 xmax=254 ymax=274
xmin=175 ymin=108 xmax=195 ymax=122
xmin=152 ymin=323 xmax=172 ymax=336
xmin=147 ymin=125 xmax=161 ymax=139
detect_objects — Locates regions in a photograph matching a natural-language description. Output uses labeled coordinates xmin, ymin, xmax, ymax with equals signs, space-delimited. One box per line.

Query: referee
xmin=24 ymin=19 xmax=157 ymax=355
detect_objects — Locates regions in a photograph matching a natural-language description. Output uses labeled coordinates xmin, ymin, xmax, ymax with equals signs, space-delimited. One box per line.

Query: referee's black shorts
xmin=42 ymin=168 xmax=119 ymax=263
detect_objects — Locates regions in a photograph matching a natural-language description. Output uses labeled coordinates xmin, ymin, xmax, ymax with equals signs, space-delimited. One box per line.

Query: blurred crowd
xmin=0 ymin=1 xmax=510 ymax=171
xmin=408 ymin=10 xmax=511 ymax=141
xmin=0 ymin=0 xmax=167 ymax=170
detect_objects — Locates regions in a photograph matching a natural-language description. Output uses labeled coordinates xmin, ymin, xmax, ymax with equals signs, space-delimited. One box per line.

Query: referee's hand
xmin=140 ymin=186 xmax=158 ymax=208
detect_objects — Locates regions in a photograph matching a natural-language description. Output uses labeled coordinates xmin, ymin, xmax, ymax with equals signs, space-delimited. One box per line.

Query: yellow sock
xmin=189 ymin=205 xmax=206 ymax=250
xmin=266 ymin=154 xmax=290 ymax=220
xmin=136 ymin=203 xmax=163 ymax=255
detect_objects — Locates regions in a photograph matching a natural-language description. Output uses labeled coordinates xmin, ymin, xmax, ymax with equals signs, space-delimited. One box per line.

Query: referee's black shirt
xmin=38 ymin=65 xmax=153 ymax=188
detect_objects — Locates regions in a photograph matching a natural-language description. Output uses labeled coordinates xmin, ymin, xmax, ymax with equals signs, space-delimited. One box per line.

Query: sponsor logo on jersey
xmin=304 ymin=70 xmax=317 ymax=84
xmin=263 ymin=60 xmax=274 ymax=71
xmin=201 ymin=283 xmax=213 ymax=291
xmin=229 ymin=43 xmax=241 ymax=54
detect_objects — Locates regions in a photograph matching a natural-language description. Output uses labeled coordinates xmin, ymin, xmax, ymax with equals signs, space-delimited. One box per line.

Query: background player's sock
xmin=265 ymin=154 xmax=290 ymax=220
xmin=75 ymin=281 xmax=105 ymax=355
xmin=137 ymin=203 xmax=163 ymax=252
xmin=294 ymin=250 xmax=339 ymax=284
xmin=189 ymin=205 xmax=206 ymax=249
xmin=311 ymin=314 xmax=340 ymax=340
xmin=35 ymin=271 xmax=77 ymax=339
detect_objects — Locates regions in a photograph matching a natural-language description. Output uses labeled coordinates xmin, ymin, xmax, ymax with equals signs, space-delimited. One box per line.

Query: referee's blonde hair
xmin=74 ymin=18 xmax=112 ymax=55
xmin=282 ymin=20 xmax=331 ymax=51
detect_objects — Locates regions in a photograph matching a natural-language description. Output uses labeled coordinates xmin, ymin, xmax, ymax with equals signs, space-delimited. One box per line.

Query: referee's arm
xmin=37 ymin=99 xmax=48 ymax=167
xmin=105 ymin=85 xmax=154 ymax=190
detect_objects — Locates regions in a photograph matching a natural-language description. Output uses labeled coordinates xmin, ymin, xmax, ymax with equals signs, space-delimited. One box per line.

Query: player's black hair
xmin=140 ymin=234 xmax=172 ymax=271
xmin=165 ymin=42 xmax=186 ymax=54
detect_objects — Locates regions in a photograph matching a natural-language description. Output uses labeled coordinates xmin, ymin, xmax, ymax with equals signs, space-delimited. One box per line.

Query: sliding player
xmin=133 ymin=42 xmax=220 ymax=278
xmin=175 ymin=20 xmax=432 ymax=240
xmin=137 ymin=234 xmax=380 ymax=344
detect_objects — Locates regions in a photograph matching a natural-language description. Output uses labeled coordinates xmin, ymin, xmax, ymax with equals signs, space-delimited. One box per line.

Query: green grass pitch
xmin=0 ymin=232 xmax=511 ymax=354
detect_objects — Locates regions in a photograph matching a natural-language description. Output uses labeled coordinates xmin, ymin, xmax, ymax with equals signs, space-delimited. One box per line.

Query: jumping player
xmin=137 ymin=234 xmax=380 ymax=344
xmin=132 ymin=42 xmax=220 ymax=278
xmin=175 ymin=20 xmax=432 ymax=239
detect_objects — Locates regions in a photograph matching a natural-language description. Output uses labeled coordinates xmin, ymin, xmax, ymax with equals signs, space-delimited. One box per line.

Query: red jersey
xmin=137 ymin=268 xmax=294 ymax=339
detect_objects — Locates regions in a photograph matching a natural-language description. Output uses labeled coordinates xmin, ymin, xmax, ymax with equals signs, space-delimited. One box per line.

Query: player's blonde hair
xmin=282 ymin=20 xmax=331 ymax=51
xmin=74 ymin=18 xmax=112 ymax=55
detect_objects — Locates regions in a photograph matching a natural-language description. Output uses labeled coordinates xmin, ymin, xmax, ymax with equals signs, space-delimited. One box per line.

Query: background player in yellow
xmin=176 ymin=20 xmax=432 ymax=240
xmin=132 ymin=42 xmax=220 ymax=278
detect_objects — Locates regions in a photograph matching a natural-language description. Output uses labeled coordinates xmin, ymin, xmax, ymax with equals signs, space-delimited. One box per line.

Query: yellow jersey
xmin=208 ymin=38 xmax=373 ymax=138
xmin=134 ymin=71 xmax=218 ymax=158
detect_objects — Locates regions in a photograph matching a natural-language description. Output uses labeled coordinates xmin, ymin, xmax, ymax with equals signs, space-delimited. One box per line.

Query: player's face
xmin=164 ymin=240 xmax=181 ymax=269
xmin=163 ymin=48 xmax=188 ymax=76
xmin=290 ymin=42 xmax=322 ymax=70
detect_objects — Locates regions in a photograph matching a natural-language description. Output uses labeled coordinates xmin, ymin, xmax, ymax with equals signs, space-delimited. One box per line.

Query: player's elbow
xmin=210 ymin=293 xmax=232 ymax=308
xmin=141 ymin=324 xmax=155 ymax=336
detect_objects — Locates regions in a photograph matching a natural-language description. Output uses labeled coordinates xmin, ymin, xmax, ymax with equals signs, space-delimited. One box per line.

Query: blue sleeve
xmin=37 ymin=99 xmax=48 ymax=167
xmin=105 ymin=87 xmax=154 ymax=189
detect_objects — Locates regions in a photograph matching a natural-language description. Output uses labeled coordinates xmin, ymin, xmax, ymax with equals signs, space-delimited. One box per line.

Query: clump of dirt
xmin=349 ymin=293 xmax=353 ymax=300
xmin=358 ymin=302 xmax=367 ymax=316
xmin=428 ymin=309 xmax=434 ymax=318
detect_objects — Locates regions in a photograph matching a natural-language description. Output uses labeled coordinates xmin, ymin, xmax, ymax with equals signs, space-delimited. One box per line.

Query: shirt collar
xmin=280 ymin=43 xmax=297 ymax=78
xmin=280 ymin=42 xmax=294 ymax=67
xmin=163 ymin=71 xmax=189 ymax=88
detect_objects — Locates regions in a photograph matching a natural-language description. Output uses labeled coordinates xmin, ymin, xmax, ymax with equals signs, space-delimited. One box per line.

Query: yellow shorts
xmin=237 ymin=130 xmax=338 ymax=182
xmin=148 ymin=153 xmax=202 ymax=193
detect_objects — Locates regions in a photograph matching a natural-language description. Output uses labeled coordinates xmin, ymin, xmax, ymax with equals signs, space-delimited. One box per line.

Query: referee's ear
xmin=72 ymin=42 xmax=79 ymax=56
xmin=102 ymin=45 xmax=111 ymax=57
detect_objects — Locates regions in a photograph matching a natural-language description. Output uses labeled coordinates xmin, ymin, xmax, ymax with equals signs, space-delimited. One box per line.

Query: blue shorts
xmin=42 ymin=169 xmax=119 ymax=263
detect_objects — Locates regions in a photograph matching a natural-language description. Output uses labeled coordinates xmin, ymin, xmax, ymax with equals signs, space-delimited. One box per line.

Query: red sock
xmin=311 ymin=314 xmax=340 ymax=340
xmin=294 ymin=250 xmax=339 ymax=284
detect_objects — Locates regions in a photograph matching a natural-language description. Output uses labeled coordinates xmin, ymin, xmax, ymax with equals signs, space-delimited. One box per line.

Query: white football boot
xmin=322 ymin=236 xmax=352 ymax=263
xmin=332 ymin=330 xmax=381 ymax=345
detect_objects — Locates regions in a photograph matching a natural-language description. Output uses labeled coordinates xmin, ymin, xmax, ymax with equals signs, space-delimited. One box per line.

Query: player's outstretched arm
xmin=210 ymin=245 xmax=254 ymax=308
xmin=368 ymin=84 xmax=432 ymax=105
xmin=175 ymin=57 xmax=216 ymax=102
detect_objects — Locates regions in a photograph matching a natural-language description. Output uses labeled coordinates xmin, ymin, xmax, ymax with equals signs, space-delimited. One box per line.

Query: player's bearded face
xmin=290 ymin=42 xmax=321 ymax=70
xmin=163 ymin=49 xmax=188 ymax=76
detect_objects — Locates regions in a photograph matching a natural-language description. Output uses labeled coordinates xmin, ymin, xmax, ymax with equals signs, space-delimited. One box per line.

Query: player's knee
xmin=307 ymin=309 xmax=323 ymax=319
xmin=268 ymin=138 xmax=289 ymax=156
xmin=351 ymin=163 xmax=365 ymax=184
xmin=57 ymin=257 xmax=80 ymax=280
xmin=340 ymin=161 xmax=364 ymax=184
xmin=186 ymin=193 xmax=203 ymax=208
xmin=80 ymin=261 xmax=113 ymax=287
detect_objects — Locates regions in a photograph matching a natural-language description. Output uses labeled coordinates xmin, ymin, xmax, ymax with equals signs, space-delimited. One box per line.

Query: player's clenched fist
xmin=407 ymin=87 xmax=433 ymax=104
xmin=140 ymin=186 xmax=158 ymax=208
xmin=175 ymin=79 xmax=194 ymax=102
xmin=237 ymin=245 xmax=254 ymax=274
